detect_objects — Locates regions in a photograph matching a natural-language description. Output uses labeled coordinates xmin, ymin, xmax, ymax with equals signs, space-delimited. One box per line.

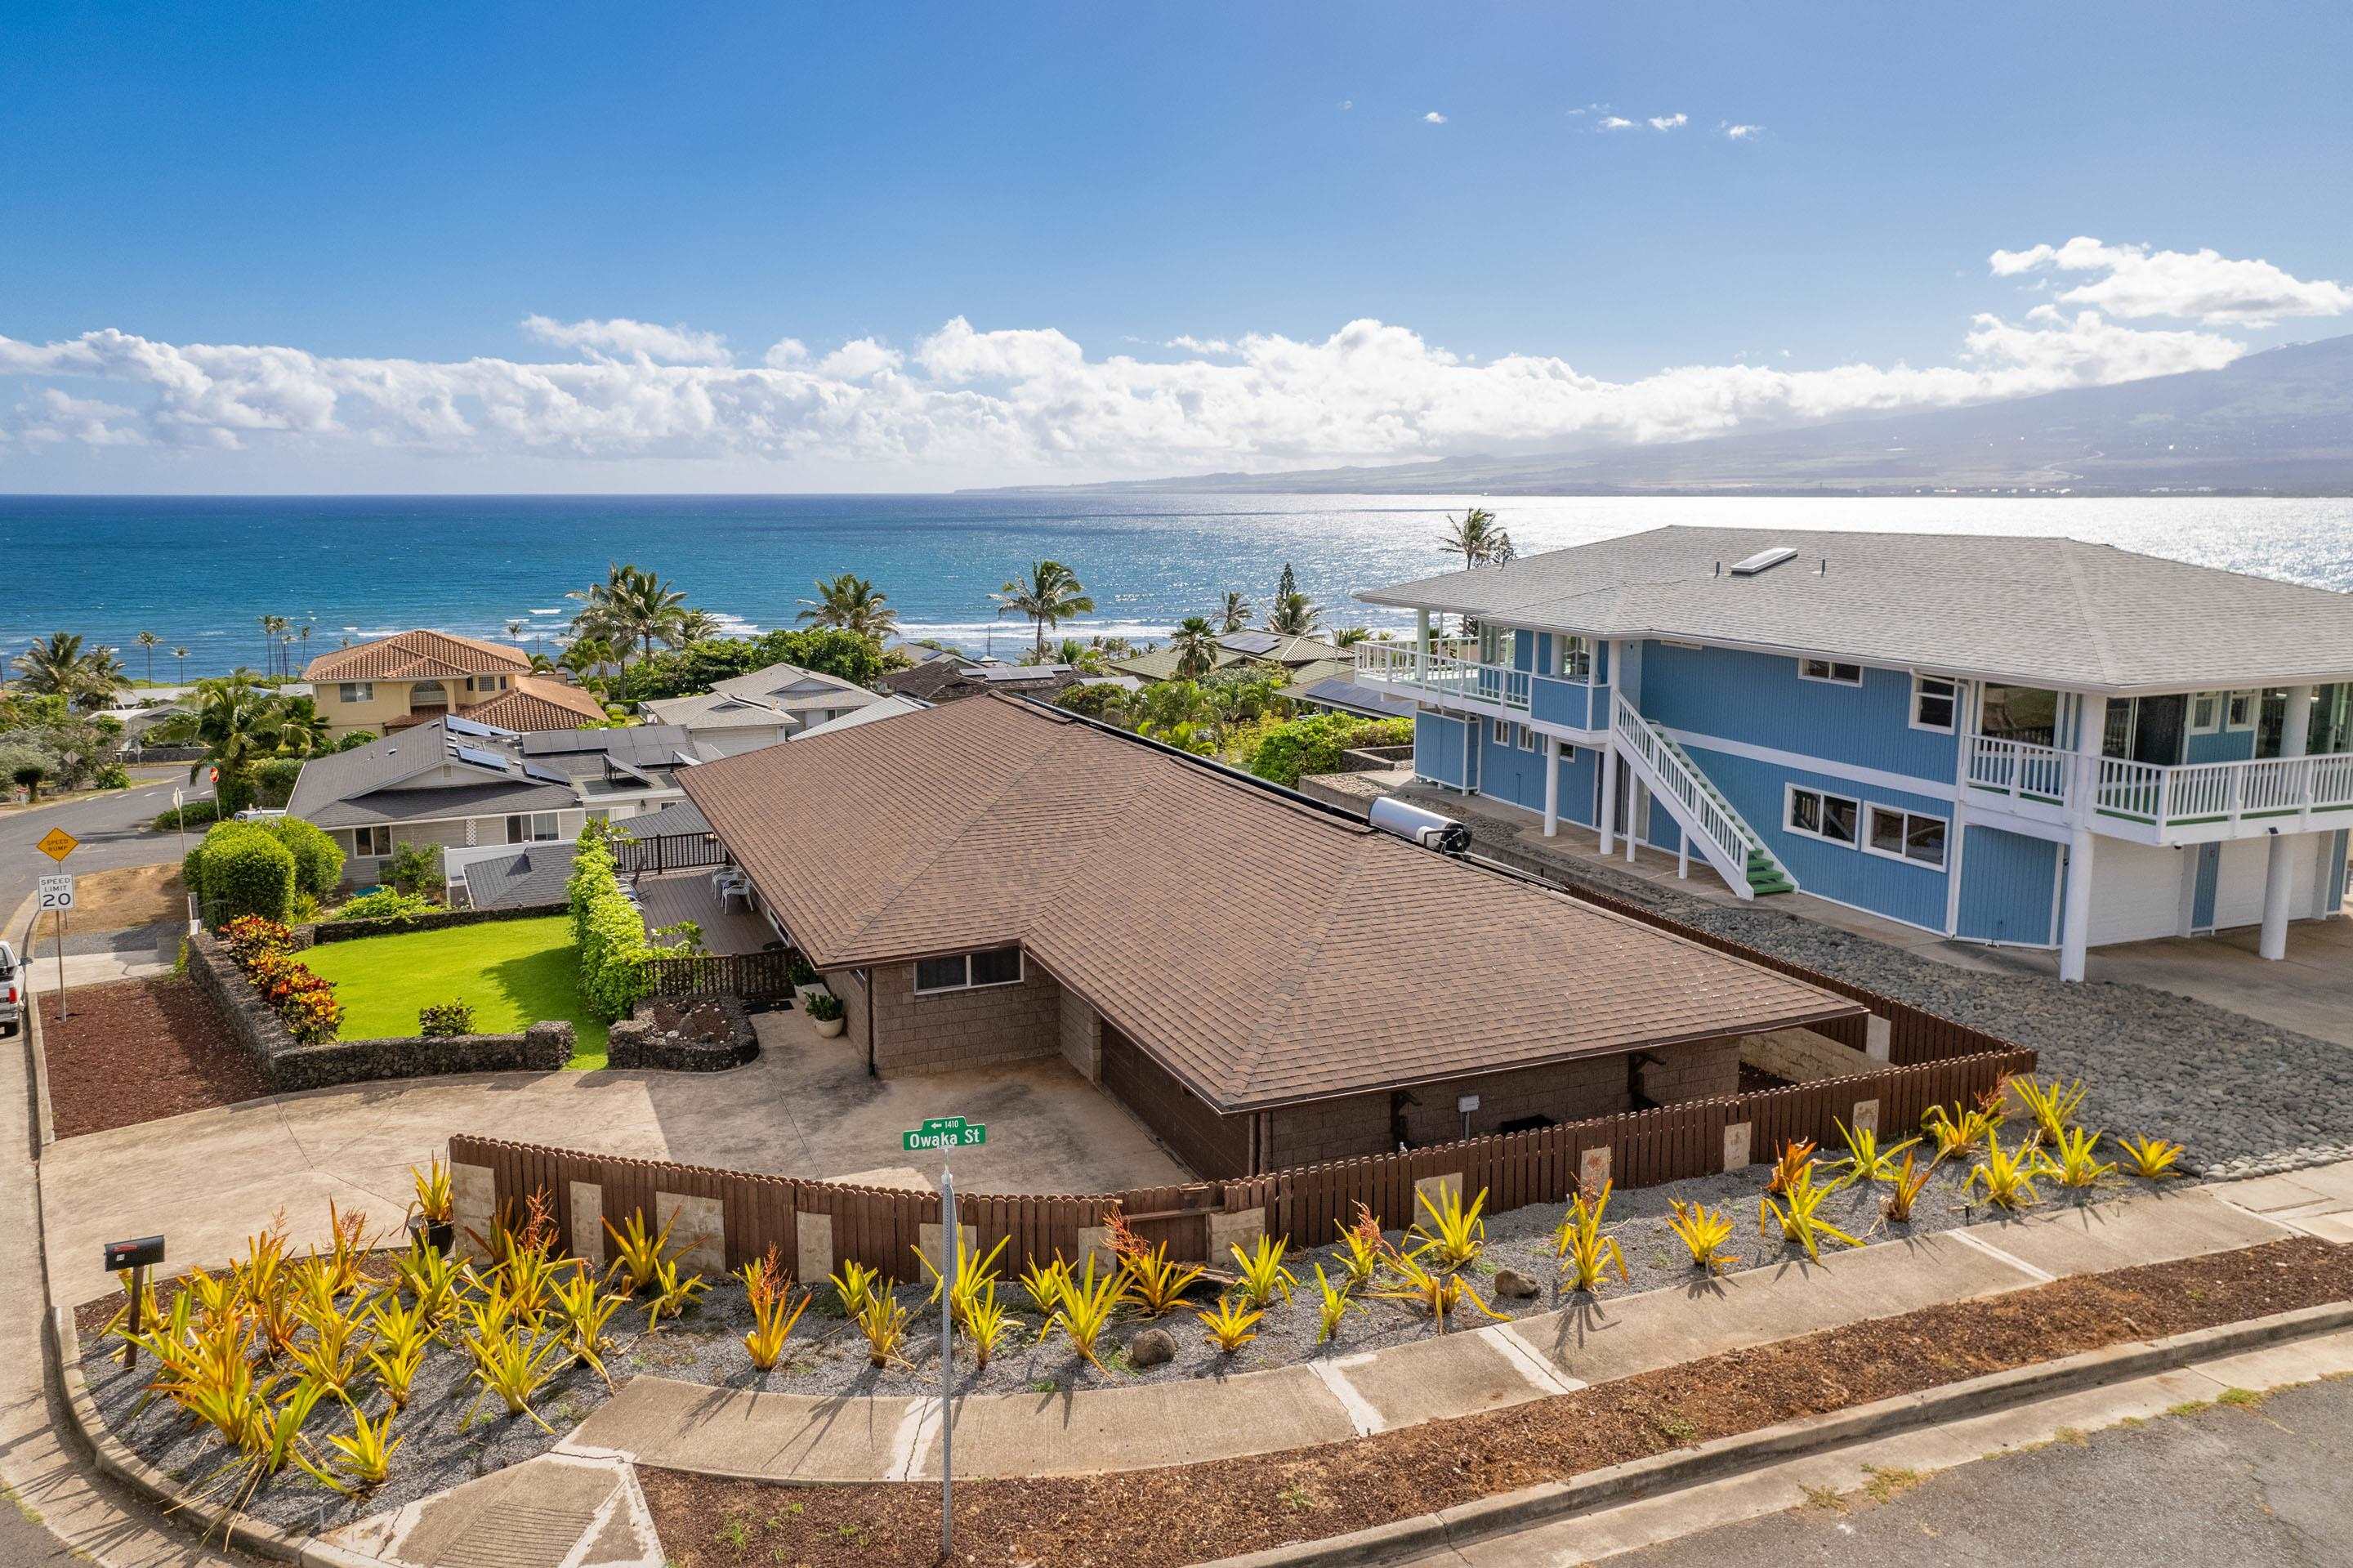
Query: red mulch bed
xmin=38 ymin=977 xmax=270 ymax=1137
xmin=641 ymin=1237 xmax=2353 ymax=1567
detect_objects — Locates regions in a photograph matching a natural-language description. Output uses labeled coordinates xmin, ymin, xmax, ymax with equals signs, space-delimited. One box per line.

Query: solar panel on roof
xmin=445 ymin=714 xmax=518 ymax=739
xmin=1221 ymin=632 xmax=1279 ymax=654
xmin=520 ymin=761 xmax=571 ymax=785
xmin=453 ymin=745 xmax=511 ymax=771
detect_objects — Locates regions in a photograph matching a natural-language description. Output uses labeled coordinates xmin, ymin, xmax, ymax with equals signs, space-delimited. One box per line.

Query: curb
xmin=26 ymin=965 xmax=56 ymax=1149
xmin=51 ymin=1307 xmax=384 ymax=1568
xmin=1190 ymin=1298 xmax=2353 ymax=1568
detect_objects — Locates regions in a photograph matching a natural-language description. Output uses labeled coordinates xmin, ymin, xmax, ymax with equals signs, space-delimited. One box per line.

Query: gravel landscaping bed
xmin=1413 ymin=792 xmax=2353 ymax=1179
xmin=40 ymin=978 xmax=270 ymax=1137
xmin=640 ymin=1236 xmax=2353 ymax=1568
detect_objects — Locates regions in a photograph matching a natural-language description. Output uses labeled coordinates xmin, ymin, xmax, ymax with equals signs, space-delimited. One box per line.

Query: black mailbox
xmin=103 ymin=1235 xmax=166 ymax=1271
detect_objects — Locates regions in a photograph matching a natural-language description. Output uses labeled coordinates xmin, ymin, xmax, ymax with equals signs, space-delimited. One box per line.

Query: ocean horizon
xmin=7 ymin=491 xmax=2351 ymax=679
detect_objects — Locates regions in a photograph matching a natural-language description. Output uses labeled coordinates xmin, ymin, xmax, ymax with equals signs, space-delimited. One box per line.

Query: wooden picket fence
xmin=449 ymin=1042 xmax=2033 ymax=1281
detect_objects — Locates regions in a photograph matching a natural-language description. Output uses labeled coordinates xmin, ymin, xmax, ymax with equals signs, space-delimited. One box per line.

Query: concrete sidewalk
xmin=546 ymin=1177 xmax=2321 ymax=1486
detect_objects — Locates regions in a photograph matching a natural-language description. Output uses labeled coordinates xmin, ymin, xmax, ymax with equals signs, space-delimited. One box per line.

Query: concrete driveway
xmin=39 ymin=1011 xmax=1185 ymax=1303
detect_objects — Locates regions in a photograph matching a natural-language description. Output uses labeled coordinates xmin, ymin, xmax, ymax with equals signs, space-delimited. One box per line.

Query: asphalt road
xmin=1620 ymin=1375 xmax=2353 ymax=1566
xmin=0 ymin=771 xmax=206 ymax=944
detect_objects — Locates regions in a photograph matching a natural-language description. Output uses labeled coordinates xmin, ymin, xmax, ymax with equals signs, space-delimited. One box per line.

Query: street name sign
xmin=902 ymin=1116 xmax=987 ymax=1153
xmin=38 ymin=827 xmax=79 ymax=862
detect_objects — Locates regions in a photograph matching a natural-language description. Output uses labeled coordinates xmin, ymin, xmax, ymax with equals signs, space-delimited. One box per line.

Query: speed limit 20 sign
xmin=38 ymin=874 xmax=74 ymax=912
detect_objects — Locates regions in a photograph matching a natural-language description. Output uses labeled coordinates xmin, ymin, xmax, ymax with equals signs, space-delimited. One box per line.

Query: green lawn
xmin=301 ymin=915 xmax=609 ymax=1070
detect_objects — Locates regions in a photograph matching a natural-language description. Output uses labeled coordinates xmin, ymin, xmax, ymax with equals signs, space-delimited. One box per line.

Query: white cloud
xmin=0 ymin=293 xmax=2246 ymax=480
xmin=1422 ymin=111 xmax=1447 ymax=124
xmin=1724 ymin=123 xmax=1761 ymax=140
xmin=520 ymin=314 xmax=734 ymax=366
xmin=1597 ymin=115 xmax=1633 ymax=130
xmin=1987 ymin=236 xmax=2352 ymax=328
xmin=1338 ymin=99 xmax=1353 ymax=111
xmin=761 ymin=337 xmax=810 ymax=368
xmin=1168 ymin=335 xmax=1236 ymax=355
xmin=1648 ymin=113 xmax=1688 ymax=131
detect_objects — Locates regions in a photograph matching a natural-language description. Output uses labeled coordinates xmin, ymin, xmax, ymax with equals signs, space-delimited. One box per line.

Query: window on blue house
xmin=2190 ymin=693 xmax=2221 ymax=735
xmin=1786 ymin=786 xmax=1860 ymax=845
xmin=1865 ymin=804 xmax=1949 ymax=869
xmin=1910 ymin=675 xmax=1958 ymax=732
xmin=1516 ymin=724 xmax=1536 ymax=752
xmin=1799 ymin=658 xmax=1864 ymax=686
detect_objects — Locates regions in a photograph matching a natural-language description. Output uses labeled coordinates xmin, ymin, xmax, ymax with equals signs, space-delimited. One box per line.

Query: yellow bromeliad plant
xmin=1966 ymin=1130 xmax=2050 ymax=1212
xmin=1759 ymin=1163 xmax=1865 ymax=1262
xmin=1229 ymin=1235 xmax=1298 ymax=1311
xmin=1923 ymin=1100 xmax=2002 ymax=1159
xmin=1045 ymin=1255 xmax=1128 ymax=1369
xmin=2044 ymin=1125 xmax=2115 ymax=1190
xmin=1195 ymin=1294 xmax=1263 ymax=1355
xmin=1405 ymin=1184 xmax=1489 ymax=1272
xmin=2012 ymin=1075 xmax=2089 ymax=1145
xmin=1552 ymin=1181 xmax=1629 ymax=1292
xmin=1372 ymin=1247 xmax=1505 ymax=1333
xmin=739 ymin=1249 xmax=812 ymax=1373
xmin=2116 ymin=1133 xmax=2186 ymax=1179
xmin=1666 ymin=1199 xmax=1739 ymax=1273
xmin=1334 ymin=1204 xmax=1388 ymax=1293
xmin=1826 ymin=1120 xmax=1921 ymax=1186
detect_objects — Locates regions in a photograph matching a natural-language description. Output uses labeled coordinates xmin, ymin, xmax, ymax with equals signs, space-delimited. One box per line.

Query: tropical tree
xmin=1170 ymin=617 xmax=1221 ymax=681
xmin=136 ymin=630 xmax=160 ymax=686
xmin=75 ymin=646 xmax=128 ymax=711
xmin=1132 ymin=679 xmax=1222 ymax=754
xmin=172 ymin=646 xmax=190 ymax=686
xmin=1218 ymin=591 xmax=1251 ymax=633
xmin=569 ymin=563 xmax=689 ymax=667
xmin=1267 ymin=592 xmax=1323 ymax=637
xmin=992 ymin=561 xmax=1094 ymax=656
xmin=1035 ymin=637 xmax=1108 ymax=672
xmin=1331 ymin=626 xmax=1372 ymax=647
xmin=507 ymin=618 xmax=525 ymax=644
xmin=1440 ymin=507 xmax=1513 ymax=571
xmin=9 ymin=756 xmax=49 ymax=803
xmin=257 ymin=614 xmax=279 ymax=677
xmin=560 ymin=637 xmax=623 ymax=693
xmin=297 ymin=620 xmax=314 ymax=672
xmin=797 ymin=573 xmax=900 ymax=640
xmin=270 ymin=695 xmax=333 ymax=757
xmin=675 ymin=608 xmax=726 ymax=644
xmin=13 ymin=633 xmax=92 ymax=699
xmin=186 ymin=677 xmax=281 ymax=811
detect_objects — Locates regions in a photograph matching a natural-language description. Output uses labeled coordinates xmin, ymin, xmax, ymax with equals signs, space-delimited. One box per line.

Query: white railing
xmin=1610 ymin=694 xmax=1767 ymax=896
xmin=1352 ymin=646 xmax=1529 ymax=712
xmin=1964 ymin=734 xmax=2353 ymax=833
xmin=1964 ymin=735 xmax=2077 ymax=806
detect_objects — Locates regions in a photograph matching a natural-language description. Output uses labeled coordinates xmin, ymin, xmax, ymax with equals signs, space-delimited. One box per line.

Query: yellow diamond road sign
xmin=37 ymin=827 xmax=78 ymax=863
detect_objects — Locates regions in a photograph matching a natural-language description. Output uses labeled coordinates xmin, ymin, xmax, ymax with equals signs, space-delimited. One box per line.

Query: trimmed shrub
xmin=261 ymin=815 xmax=344 ymax=900
xmin=567 ymin=820 xmax=656 ymax=1020
xmin=217 ymin=915 xmax=342 ymax=1043
xmin=188 ymin=821 xmax=297 ymax=925
xmin=152 ymin=797 xmax=222 ymax=831
xmin=252 ymin=756 xmax=306 ymax=808
xmin=92 ymin=762 xmax=134 ymax=790
xmin=1243 ymin=713 xmax=1413 ymax=788
xmin=418 ymin=998 xmax=476 ymax=1037
xmin=329 ymin=888 xmax=435 ymax=923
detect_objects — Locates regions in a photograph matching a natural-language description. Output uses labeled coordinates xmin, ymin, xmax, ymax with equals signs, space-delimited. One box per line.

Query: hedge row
xmin=182 ymin=815 xmax=344 ymax=926
xmin=566 ymin=820 xmax=655 ymax=1021
xmin=1242 ymin=713 xmax=1413 ymax=787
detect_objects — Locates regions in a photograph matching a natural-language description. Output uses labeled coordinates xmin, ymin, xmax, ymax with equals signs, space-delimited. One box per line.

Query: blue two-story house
xmin=1357 ymin=526 xmax=2353 ymax=981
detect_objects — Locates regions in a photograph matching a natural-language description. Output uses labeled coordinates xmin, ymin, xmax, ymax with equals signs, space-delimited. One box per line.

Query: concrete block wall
xmin=864 ymin=956 xmax=1064 ymax=1076
xmin=1739 ymin=1025 xmax=1874 ymax=1085
xmin=1635 ymin=1038 xmax=1742 ymax=1106
xmin=1059 ymin=988 xmax=1103 ymax=1083
xmin=1263 ymin=1049 xmax=1636 ymax=1170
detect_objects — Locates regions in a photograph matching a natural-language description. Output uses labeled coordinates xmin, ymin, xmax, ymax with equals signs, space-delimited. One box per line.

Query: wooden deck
xmin=635 ymin=869 xmax=775 ymax=956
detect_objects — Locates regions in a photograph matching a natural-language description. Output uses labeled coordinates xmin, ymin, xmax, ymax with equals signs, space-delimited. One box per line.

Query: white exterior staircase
xmin=1610 ymin=694 xmax=1797 ymax=900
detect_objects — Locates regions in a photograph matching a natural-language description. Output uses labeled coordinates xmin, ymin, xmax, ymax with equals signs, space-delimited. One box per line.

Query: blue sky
xmin=2 ymin=1 xmax=2348 ymax=490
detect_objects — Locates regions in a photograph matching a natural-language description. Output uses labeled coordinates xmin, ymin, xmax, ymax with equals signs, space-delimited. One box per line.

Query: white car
xmin=0 ymin=942 xmax=18 ymax=1037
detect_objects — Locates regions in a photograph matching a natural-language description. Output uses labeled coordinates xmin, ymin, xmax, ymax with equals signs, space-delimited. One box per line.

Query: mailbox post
xmin=104 ymin=1235 xmax=166 ymax=1367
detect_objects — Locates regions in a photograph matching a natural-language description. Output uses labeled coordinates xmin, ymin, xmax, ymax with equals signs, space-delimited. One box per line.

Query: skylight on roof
xmin=1728 ymin=547 xmax=1798 ymax=577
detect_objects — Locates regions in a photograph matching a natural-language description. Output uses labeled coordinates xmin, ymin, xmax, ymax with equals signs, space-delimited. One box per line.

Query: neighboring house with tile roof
xmin=1356 ymin=525 xmax=2353 ymax=982
xmin=286 ymin=716 xmax=712 ymax=887
xmin=679 ymin=694 xmax=1863 ymax=1177
xmin=301 ymin=630 xmax=605 ymax=739
xmin=641 ymin=659 xmax=890 ymax=755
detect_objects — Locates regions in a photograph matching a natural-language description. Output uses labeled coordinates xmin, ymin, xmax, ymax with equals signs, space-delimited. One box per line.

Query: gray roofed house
xmin=448 ymin=842 xmax=583 ymax=910
xmin=641 ymin=661 xmax=889 ymax=755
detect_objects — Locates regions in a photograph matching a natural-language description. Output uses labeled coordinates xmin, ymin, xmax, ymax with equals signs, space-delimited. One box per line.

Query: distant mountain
xmin=989 ymin=333 xmax=2353 ymax=497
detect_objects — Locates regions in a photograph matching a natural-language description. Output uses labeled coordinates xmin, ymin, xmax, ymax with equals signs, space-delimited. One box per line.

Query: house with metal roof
xmin=678 ymin=694 xmax=1864 ymax=1176
xmin=285 ymin=716 xmax=711 ymax=887
xmin=1356 ymin=526 xmax=2353 ymax=981
xmin=301 ymin=629 xmax=606 ymax=739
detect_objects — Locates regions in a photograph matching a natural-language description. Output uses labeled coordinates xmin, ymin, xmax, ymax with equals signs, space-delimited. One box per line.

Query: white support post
xmin=1677 ymin=833 xmax=1690 ymax=879
xmin=1542 ymin=735 xmax=1560 ymax=838
xmin=1625 ymin=780 xmax=1643 ymax=861
xmin=1597 ymin=748 xmax=1619 ymax=855
xmin=2059 ymin=693 xmax=2106 ymax=982
xmin=2260 ymin=685 xmax=2316 ymax=960
xmin=1415 ymin=608 xmax=1431 ymax=687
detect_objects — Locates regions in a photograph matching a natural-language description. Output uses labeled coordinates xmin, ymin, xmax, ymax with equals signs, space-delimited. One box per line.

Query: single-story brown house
xmin=678 ymin=695 xmax=1864 ymax=1177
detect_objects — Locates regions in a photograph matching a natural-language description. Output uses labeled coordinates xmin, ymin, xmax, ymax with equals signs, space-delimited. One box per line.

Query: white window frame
xmin=1863 ymin=802 xmax=1949 ymax=871
xmin=337 ymin=681 xmax=374 ymax=704
xmin=1492 ymin=717 xmax=1511 ymax=747
xmin=1784 ymin=784 xmax=1862 ymax=847
xmin=1516 ymin=723 xmax=1536 ymax=753
xmin=507 ymin=811 xmax=560 ymax=843
xmin=353 ymin=824 xmax=392 ymax=857
xmin=2226 ymin=690 xmax=2257 ymax=731
xmin=1798 ymin=658 xmax=1864 ymax=687
xmin=1909 ymin=674 xmax=1959 ymax=734
xmin=2189 ymin=692 xmax=2221 ymax=735
xmin=912 ymin=945 xmax=1025 ymax=996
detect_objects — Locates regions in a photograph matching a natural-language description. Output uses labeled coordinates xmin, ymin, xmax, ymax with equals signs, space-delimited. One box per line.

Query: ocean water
xmin=3 ymin=492 xmax=2351 ymax=680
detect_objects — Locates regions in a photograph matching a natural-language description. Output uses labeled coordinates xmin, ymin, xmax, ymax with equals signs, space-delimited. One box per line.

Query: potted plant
xmin=787 ymin=949 xmax=825 ymax=1010
xmin=806 ymin=989 xmax=846 ymax=1038
xmin=406 ymin=1156 xmax=456 ymax=1253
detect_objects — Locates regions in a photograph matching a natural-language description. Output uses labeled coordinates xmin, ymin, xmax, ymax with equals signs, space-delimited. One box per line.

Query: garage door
xmin=2210 ymin=833 xmax=2332 ymax=931
xmin=2089 ymin=838 xmax=2186 ymax=946
xmin=1100 ymin=1025 xmax=1250 ymax=1179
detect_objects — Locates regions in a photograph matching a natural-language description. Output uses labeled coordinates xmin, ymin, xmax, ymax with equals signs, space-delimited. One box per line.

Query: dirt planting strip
xmin=641 ymin=1236 xmax=2353 ymax=1568
xmin=41 ymin=976 xmax=269 ymax=1137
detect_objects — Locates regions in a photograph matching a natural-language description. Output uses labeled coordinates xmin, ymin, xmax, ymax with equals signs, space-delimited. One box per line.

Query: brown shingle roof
xmin=681 ymin=696 xmax=1860 ymax=1111
xmin=462 ymin=676 xmax=607 ymax=730
xmin=304 ymin=629 xmax=531 ymax=682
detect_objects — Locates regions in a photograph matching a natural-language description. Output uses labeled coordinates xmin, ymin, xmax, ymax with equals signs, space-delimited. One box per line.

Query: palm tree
xmin=1218 ymin=592 xmax=1251 ymax=633
xmin=297 ymin=620 xmax=314 ymax=672
xmin=11 ymin=758 xmax=49 ymax=803
xmin=560 ymin=637 xmax=622 ymax=693
xmin=188 ymin=677 xmax=278 ymax=805
xmin=13 ymin=632 xmax=91 ymax=698
xmin=1170 ymin=617 xmax=1221 ymax=680
xmin=507 ymin=619 xmax=525 ymax=646
xmin=257 ymin=614 xmax=276 ymax=677
xmin=136 ymin=630 xmax=160 ymax=686
xmin=73 ymin=646 xmax=128 ymax=711
xmin=992 ymin=561 xmax=1094 ymax=657
xmin=172 ymin=646 xmax=190 ymax=686
xmin=797 ymin=573 xmax=900 ymax=640
xmin=674 ymin=608 xmax=726 ymax=644
xmin=269 ymin=695 xmax=332 ymax=756
xmin=1331 ymin=626 xmax=1372 ymax=647
xmin=1440 ymin=507 xmax=1513 ymax=571
xmin=569 ymin=563 xmax=688 ymax=667
xmin=1267 ymin=592 xmax=1323 ymax=636
xmin=1133 ymin=679 xmax=1221 ymax=754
